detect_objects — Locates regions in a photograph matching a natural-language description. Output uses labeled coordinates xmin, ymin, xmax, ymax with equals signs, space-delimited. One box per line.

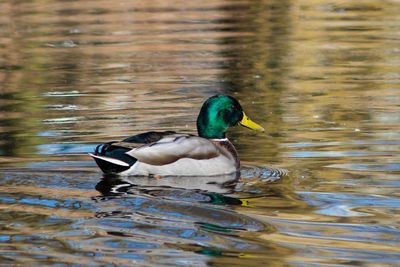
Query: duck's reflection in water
xmin=94 ymin=173 xmax=271 ymax=232
xmin=96 ymin=172 xmax=241 ymax=205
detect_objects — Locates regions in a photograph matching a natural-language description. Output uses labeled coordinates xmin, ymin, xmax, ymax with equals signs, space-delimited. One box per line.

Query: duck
xmin=89 ymin=95 xmax=265 ymax=176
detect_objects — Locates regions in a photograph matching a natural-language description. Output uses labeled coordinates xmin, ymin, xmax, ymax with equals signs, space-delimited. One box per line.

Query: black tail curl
xmin=91 ymin=142 xmax=137 ymax=174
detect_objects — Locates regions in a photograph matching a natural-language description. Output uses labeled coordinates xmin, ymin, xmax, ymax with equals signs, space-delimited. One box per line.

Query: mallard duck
xmin=89 ymin=95 xmax=264 ymax=176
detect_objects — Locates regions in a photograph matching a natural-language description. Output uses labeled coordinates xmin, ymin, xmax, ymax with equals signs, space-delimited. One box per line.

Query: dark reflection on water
xmin=1 ymin=0 xmax=400 ymax=266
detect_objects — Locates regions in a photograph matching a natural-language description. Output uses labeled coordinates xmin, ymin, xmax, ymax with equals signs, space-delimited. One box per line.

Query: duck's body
xmin=90 ymin=95 xmax=264 ymax=176
xmin=91 ymin=134 xmax=239 ymax=176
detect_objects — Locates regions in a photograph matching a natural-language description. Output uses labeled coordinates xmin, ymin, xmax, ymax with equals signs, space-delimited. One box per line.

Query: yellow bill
xmin=239 ymin=112 xmax=265 ymax=132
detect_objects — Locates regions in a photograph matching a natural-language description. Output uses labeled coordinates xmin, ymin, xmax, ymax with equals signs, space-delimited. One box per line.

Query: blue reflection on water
xmin=104 ymin=240 xmax=158 ymax=249
xmin=287 ymin=151 xmax=390 ymax=158
xmin=284 ymin=140 xmax=400 ymax=148
xmin=0 ymin=195 xmax=87 ymax=210
xmin=19 ymin=198 xmax=60 ymax=208
xmin=36 ymin=143 xmax=97 ymax=155
xmin=300 ymin=191 xmax=400 ymax=217
xmin=328 ymin=163 xmax=400 ymax=171
xmin=0 ymin=235 xmax=10 ymax=242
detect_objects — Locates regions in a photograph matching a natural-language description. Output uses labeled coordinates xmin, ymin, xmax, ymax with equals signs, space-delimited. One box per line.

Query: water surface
xmin=1 ymin=0 xmax=400 ymax=266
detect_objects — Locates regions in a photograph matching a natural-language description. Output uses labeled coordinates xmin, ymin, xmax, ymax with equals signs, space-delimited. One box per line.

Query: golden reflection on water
xmin=1 ymin=0 xmax=400 ymax=266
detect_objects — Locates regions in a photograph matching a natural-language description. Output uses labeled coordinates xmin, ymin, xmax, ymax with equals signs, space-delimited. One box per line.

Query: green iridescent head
xmin=196 ymin=95 xmax=264 ymax=139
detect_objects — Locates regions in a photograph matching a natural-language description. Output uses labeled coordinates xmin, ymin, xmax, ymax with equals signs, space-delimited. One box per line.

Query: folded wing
xmin=126 ymin=135 xmax=220 ymax=165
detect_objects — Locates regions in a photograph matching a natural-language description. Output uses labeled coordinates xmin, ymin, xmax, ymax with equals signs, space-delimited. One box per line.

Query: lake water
xmin=1 ymin=0 xmax=400 ymax=266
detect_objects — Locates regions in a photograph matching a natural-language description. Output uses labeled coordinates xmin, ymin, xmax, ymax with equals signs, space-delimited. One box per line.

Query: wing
xmin=94 ymin=131 xmax=179 ymax=157
xmin=126 ymin=135 xmax=220 ymax=165
xmin=90 ymin=131 xmax=179 ymax=173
